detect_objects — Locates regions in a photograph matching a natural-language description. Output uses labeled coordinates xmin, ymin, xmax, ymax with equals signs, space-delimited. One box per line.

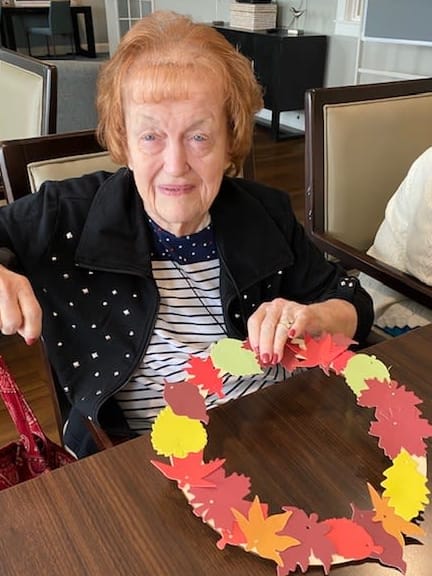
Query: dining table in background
xmin=0 ymin=325 xmax=430 ymax=575
xmin=0 ymin=4 xmax=96 ymax=58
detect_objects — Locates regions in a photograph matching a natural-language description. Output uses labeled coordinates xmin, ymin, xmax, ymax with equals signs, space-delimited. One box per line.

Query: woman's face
xmin=123 ymin=74 xmax=230 ymax=237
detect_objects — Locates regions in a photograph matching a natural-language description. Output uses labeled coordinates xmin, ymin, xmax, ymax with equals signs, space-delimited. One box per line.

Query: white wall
xmin=101 ymin=0 xmax=432 ymax=130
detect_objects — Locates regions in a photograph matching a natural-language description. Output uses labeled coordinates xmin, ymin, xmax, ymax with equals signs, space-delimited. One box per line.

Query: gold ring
xmin=277 ymin=320 xmax=293 ymax=330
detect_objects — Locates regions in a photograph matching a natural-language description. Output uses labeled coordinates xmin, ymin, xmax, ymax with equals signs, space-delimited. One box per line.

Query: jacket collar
xmin=211 ymin=177 xmax=294 ymax=287
xmin=75 ymin=171 xmax=293 ymax=286
xmin=75 ymin=169 xmax=153 ymax=277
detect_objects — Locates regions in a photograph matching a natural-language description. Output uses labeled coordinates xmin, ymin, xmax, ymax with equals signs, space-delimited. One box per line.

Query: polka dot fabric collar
xmin=147 ymin=218 xmax=217 ymax=264
xmin=150 ymin=334 xmax=431 ymax=574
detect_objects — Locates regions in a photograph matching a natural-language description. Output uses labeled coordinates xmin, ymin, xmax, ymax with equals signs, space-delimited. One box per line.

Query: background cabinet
xmin=214 ymin=26 xmax=328 ymax=140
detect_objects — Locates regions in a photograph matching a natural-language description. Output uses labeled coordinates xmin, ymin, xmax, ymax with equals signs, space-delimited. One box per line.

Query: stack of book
xmin=229 ymin=2 xmax=277 ymax=31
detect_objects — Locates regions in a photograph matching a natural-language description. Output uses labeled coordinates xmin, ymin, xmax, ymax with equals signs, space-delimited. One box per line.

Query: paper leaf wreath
xmin=150 ymin=335 xmax=431 ymax=574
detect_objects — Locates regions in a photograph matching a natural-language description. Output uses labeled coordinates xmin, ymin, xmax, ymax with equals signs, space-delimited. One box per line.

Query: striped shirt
xmin=115 ymin=220 xmax=287 ymax=433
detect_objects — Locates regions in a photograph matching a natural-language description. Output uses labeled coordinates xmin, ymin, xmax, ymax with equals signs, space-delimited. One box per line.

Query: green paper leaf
xmin=343 ymin=354 xmax=390 ymax=397
xmin=210 ymin=338 xmax=262 ymax=376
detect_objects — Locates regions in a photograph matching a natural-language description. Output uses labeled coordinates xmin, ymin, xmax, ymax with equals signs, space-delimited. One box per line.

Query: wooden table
xmin=0 ymin=5 xmax=96 ymax=58
xmin=0 ymin=326 xmax=431 ymax=575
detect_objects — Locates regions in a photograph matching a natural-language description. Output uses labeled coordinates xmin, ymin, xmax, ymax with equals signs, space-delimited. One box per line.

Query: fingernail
xmin=25 ymin=338 xmax=37 ymax=346
xmin=261 ymin=353 xmax=270 ymax=364
xmin=288 ymin=329 xmax=296 ymax=338
xmin=271 ymin=353 xmax=280 ymax=365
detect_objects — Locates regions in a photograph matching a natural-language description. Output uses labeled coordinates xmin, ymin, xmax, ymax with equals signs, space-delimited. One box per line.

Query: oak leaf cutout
xmin=369 ymin=404 xmax=432 ymax=459
xmin=381 ymin=449 xmax=430 ymax=520
xmin=359 ymin=378 xmax=423 ymax=416
xmin=189 ymin=467 xmax=251 ymax=531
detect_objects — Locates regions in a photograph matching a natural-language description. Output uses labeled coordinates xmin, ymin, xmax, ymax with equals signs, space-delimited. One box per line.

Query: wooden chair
xmin=0 ymin=129 xmax=119 ymax=203
xmin=0 ymin=46 xmax=57 ymax=139
xmin=304 ymin=77 xmax=432 ymax=309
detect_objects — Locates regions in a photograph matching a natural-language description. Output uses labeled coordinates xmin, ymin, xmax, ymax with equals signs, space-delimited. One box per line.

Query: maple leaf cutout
xmin=351 ymin=504 xmax=407 ymax=574
xmin=189 ymin=467 xmax=251 ymax=531
xmin=186 ymin=356 xmax=224 ymax=398
xmin=277 ymin=508 xmax=334 ymax=576
xmin=369 ymin=403 xmax=432 ymax=459
xmin=282 ymin=333 xmax=354 ymax=375
xmin=231 ymin=496 xmax=299 ymax=566
xmin=381 ymin=449 xmax=430 ymax=521
xmin=151 ymin=450 xmax=225 ymax=488
xmin=368 ymin=483 xmax=425 ymax=546
xmin=359 ymin=378 xmax=423 ymax=416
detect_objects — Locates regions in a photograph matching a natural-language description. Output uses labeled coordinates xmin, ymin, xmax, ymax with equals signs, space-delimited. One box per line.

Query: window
xmin=105 ymin=0 xmax=154 ymax=54
xmin=335 ymin=0 xmax=364 ymax=36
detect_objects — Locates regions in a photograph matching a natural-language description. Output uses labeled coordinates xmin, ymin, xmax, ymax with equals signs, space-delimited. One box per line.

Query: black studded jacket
xmin=0 ymin=169 xmax=373 ymax=457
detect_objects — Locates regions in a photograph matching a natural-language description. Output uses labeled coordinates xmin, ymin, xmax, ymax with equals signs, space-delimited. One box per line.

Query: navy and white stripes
xmin=115 ymin=258 xmax=286 ymax=433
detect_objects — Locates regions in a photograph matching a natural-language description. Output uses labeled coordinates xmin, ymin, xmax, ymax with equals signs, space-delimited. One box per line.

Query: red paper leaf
xmin=369 ymin=406 xmax=432 ymax=458
xmin=282 ymin=333 xmax=354 ymax=375
xmin=359 ymin=378 xmax=423 ymax=417
xmin=280 ymin=343 xmax=304 ymax=372
xmin=277 ymin=508 xmax=334 ymax=576
xmin=351 ymin=504 xmax=407 ymax=573
xmin=186 ymin=356 xmax=224 ymax=398
xmin=163 ymin=380 xmax=209 ymax=423
xmin=331 ymin=349 xmax=355 ymax=375
xmin=189 ymin=467 xmax=251 ymax=531
xmin=151 ymin=451 xmax=225 ymax=488
xmin=323 ymin=518 xmax=383 ymax=560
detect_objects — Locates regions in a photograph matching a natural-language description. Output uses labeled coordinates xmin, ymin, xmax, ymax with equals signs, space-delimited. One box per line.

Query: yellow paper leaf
xmin=382 ymin=449 xmax=430 ymax=521
xmin=368 ymin=483 xmax=425 ymax=546
xmin=151 ymin=406 xmax=207 ymax=458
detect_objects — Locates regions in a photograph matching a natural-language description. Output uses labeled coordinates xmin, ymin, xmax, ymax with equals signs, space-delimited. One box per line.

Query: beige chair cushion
xmin=324 ymin=92 xmax=432 ymax=251
xmin=27 ymin=151 xmax=122 ymax=193
xmin=0 ymin=61 xmax=43 ymax=139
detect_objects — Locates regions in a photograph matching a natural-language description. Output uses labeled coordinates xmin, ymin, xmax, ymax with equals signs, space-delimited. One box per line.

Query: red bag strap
xmin=0 ymin=356 xmax=44 ymax=457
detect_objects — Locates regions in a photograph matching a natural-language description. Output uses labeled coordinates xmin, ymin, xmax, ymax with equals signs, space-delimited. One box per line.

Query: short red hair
xmin=96 ymin=11 xmax=263 ymax=175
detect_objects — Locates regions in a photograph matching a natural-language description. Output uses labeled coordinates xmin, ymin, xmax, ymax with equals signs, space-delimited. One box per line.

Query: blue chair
xmin=26 ymin=1 xmax=74 ymax=58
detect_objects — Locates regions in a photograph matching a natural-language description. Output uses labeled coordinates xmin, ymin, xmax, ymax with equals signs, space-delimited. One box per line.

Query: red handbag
xmin=0 ymin=356 xmax=75 ymax=490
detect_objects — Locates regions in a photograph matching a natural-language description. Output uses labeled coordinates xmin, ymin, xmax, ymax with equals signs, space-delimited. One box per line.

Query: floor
xmin=0 ymin=125 xmax=305 ymax=446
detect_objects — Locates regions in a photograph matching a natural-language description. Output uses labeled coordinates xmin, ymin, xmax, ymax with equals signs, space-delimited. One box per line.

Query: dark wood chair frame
xmin=304 ymin=77 xmax=432 ymax=309
xmin=0 ymin=129 xmax=103 ymax=203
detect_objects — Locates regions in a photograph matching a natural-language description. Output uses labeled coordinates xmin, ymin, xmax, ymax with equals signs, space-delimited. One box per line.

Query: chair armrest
xmin=310 ymin=231 xmax=432 ymax=309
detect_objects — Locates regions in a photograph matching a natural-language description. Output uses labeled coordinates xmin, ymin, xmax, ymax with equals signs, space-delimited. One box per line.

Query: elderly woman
xmin=0 ymin=11 xmax=372 ymax=457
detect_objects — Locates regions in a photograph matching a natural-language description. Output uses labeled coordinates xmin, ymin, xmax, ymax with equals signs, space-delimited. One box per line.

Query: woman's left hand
xmin=247 ymin=297 xmax=357 ymax=366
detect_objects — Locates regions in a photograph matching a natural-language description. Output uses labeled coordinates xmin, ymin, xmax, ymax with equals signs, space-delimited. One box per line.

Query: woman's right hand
xmin=0 ymin=265 xmax=42 ymax=345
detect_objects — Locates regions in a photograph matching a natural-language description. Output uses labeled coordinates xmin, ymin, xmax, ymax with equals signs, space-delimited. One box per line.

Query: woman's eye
xmin=142 ymin=133 xmax=156 ymax=142
xmin=191 ymin=134 xmax=207 ymax=142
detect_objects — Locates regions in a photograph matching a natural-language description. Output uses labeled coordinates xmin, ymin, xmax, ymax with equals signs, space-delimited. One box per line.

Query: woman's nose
xmin=163 ymin=140 xmax=189 ymax=176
